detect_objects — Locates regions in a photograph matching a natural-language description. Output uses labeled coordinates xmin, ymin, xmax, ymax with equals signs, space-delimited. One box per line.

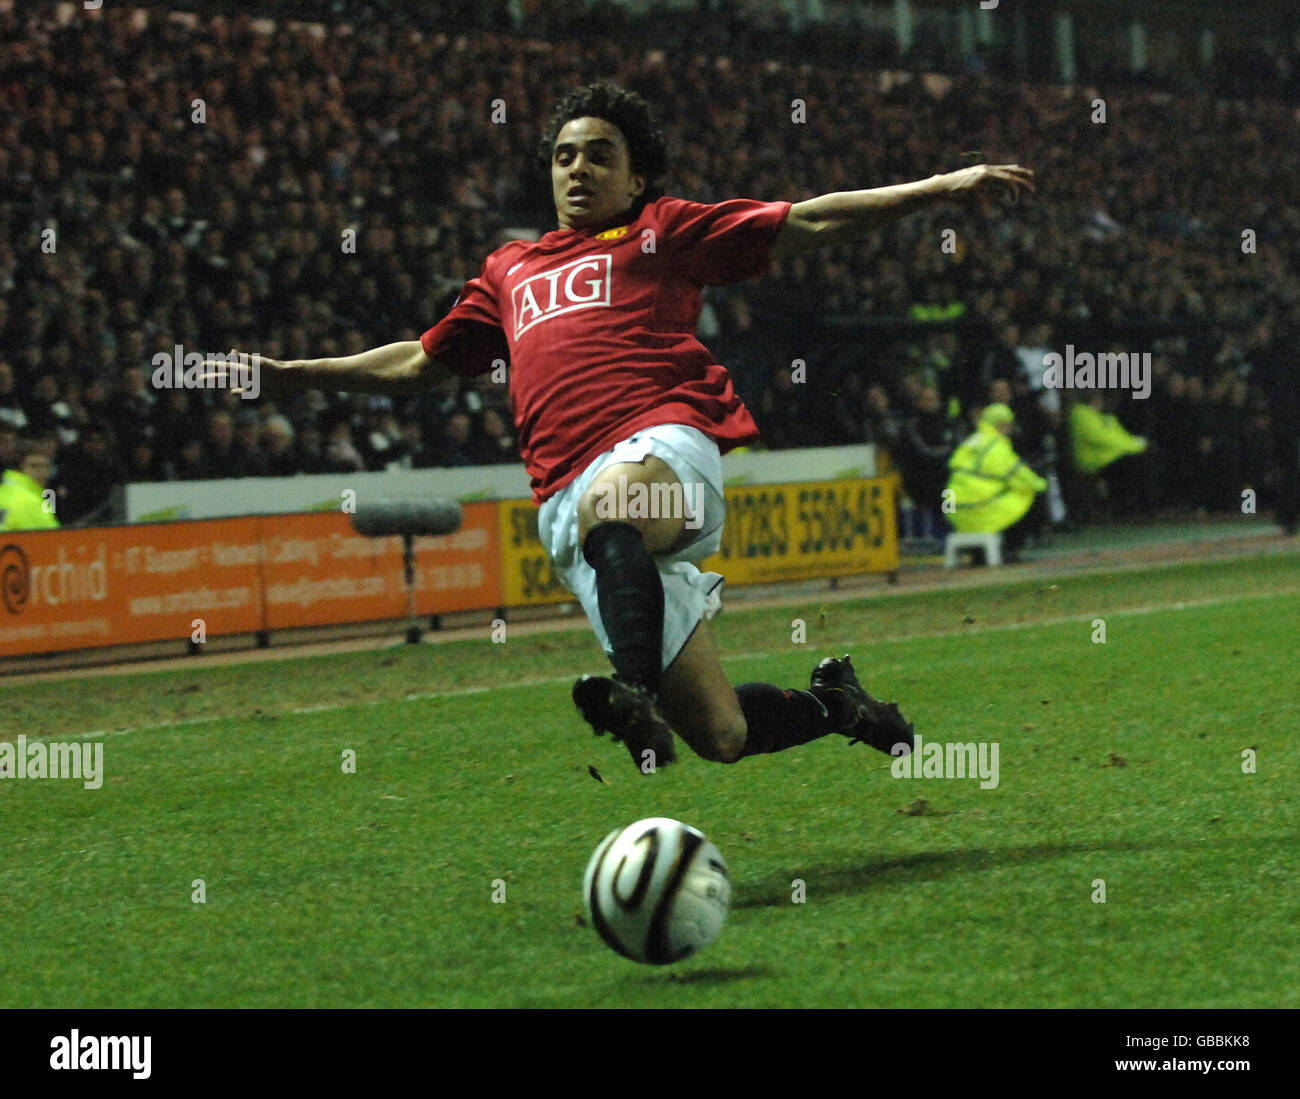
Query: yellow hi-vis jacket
xmin=0 ymin=469 xmax=60 ymax=532
xmin=945 ymin=423 xmax=1047 ymax=533
xmin=1070 ymin=403 xmax=1148 ymax=474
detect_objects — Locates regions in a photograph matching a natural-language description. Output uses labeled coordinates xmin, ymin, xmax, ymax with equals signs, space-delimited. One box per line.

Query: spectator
xmin=124 ymin=438 xmax=166 ymax=483
xmin=0 ymin=426 xmax=19 ymax=472
xmin=830 ymin=369 xmax=874 ymax=445
xmin=108 ymin=366 xmax=158 ymax=447
xmin=864 ymin=384 xmax=903 ymax=452
xmin=0 ymin=439 xmax=59 ymax=532
xmin=203 ymin=409 xmax=239 ymax=477
xmin=431 ymin=410 xmax=477 ymax=467
xmin=171 ymin=437 xmax=214 ymax=481
xmin=53 ymin=425 xmax=126 ymax=524
xmin=1153 ymin=372 xmax=1194 ymax=510
xmin=262 ymin=416 xmax=301 ymax=476
xmin=759 ymin=365 xmax=820 ymax=449
xmin=892 ymin=385 xmax=955 ymax=515
xmin=23 ymin=374 xmax=76 ymax=438
xmin=295 ymin=423 xmax=333 ymax=475
xmin=471 ymin=407 xmax=517 ymax=465
xmin=156 ymin=388 xmax=199 ymax=466
xmin=357 ymin=398 xmax=408 ymax=470
xmin=1259 ymin=322 xmax=1300 ymax=533
xmin=392 ymin=419 xmax=434 ymax=469
xmin=323 ymin=418 xmax=367 ymax=473
xmin=0 ymin=361 xmax=28 ymax=432
xmin=53 ymin=377 xmax=87 ymax=448
xmin=80 ymin=377 xmax=114 ymax=436
xmin=203 ymin=408 xmax=265 ymax=478
xmin=232 ymin=410 xmax=270 ymax=477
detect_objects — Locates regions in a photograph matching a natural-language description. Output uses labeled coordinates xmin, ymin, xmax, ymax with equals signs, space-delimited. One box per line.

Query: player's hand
xmin=199 ymin=348 xmax=298 ymax=399
xmin=940 ymin=164 xmax=1035 ymax=204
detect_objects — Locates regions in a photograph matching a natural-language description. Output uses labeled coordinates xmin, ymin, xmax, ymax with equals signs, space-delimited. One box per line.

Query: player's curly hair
xmin=538 ymin=83 xmax=669 ymax=211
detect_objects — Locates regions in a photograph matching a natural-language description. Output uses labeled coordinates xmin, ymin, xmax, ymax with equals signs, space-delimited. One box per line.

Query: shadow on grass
xmin=730 ymin=839 xmax=1229 ymax=909
xmin=641 ymin=965 xmax=773 ymax=985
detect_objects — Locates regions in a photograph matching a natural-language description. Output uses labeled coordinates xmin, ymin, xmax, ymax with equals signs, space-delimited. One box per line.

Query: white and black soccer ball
xmin=582 ymin=817 xmax=730 ymax=965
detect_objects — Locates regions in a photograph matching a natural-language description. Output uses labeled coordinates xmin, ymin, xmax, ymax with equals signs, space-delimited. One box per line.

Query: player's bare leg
xmin=660 ymin=619 xmax=915 ymax=764
xmin=577 ymin=455 xmax=690 ymax=554
xmin=658 ymin=618 xmax=747 ymax=762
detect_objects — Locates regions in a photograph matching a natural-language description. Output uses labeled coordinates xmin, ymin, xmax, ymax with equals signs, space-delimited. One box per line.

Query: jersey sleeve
xmin=419 ymin=260 xmax=510 ymax=377
xmin=659 ymin=196 xmax=793 ymax=286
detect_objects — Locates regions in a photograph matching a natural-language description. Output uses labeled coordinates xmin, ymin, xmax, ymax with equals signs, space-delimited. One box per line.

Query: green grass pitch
xmin=2 ymin=552 xmax=1297 ymax=1007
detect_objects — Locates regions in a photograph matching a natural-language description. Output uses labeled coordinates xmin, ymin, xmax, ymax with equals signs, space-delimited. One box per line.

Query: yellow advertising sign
xmin=698 ymin=476 xmax=899 ymax=584
xmin=497 ymin=475 xmax=898 ymax=607
xmin=497 ymin=499 xmax=571 ymax=606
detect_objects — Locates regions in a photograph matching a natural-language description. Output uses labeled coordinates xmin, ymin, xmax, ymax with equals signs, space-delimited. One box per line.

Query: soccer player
xmin=215 ymin=84 xmax=1033 ymax=772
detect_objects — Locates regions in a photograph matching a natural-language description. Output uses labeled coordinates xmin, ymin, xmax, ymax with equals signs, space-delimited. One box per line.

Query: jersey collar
xmin=539 ymin=206 xmax=643 ymax=251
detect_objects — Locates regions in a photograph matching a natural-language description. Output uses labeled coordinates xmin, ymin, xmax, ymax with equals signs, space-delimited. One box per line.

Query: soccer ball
xmin=582 ymin=817 xmax=730 ymax=965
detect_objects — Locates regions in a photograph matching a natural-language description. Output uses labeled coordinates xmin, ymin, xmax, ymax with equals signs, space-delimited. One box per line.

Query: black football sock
xmin=582 ymin=520 xmax=665 ymax=699
xmin=736 ymin=682 xmax=855 ymax=756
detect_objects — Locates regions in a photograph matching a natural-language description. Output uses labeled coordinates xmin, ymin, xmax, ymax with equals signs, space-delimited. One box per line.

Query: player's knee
xmin=578 ymin=490 xmax=644 ymax=545
xmin=699 ymin=716 xmax=747 ymax=764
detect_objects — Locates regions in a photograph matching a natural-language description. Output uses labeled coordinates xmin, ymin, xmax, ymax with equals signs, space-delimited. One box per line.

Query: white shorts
xmin=537 ymin=424 xmax=728 ymax=672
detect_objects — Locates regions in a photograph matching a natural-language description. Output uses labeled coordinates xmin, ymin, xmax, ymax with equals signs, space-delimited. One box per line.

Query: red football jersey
xmin=419 ymin=195 xmax=792 ymax=501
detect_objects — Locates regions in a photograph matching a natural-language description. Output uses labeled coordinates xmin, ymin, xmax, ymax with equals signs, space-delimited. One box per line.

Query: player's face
xmin=552 ymin=117 xmax=645 ymax=230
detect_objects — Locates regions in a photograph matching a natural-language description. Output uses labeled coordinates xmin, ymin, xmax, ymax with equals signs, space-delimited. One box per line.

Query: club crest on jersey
xmin=594 ymin=225 xmax=629 ymax=240
xmin=512 ymin=254 xmax=612 ymax=338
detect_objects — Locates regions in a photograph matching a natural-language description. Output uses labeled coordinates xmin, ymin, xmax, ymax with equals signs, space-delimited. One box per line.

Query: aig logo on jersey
xmin=512 ymin=255 xmax=611 ymax=339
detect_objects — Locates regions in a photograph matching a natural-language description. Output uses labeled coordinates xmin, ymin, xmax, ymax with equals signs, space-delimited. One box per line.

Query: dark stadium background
xmin=1 ymin=0 xmax=1296 ymax=531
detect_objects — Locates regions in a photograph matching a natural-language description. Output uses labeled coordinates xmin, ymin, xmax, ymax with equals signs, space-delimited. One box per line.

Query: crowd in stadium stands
xmin=1 ymin=6 xmax=1297 ymax=531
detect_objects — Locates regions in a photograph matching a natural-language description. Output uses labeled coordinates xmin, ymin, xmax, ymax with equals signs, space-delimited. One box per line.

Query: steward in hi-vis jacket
xmin=1070 ymin=399 xmax=1148 ymax=474
xmin=945 ymin=403 xmax=1046 ymax=533
xmin=0 ymin=451 xmax=59 ymax=532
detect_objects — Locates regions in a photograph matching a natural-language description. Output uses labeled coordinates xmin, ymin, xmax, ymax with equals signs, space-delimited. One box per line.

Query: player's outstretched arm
xmin=771 ymin=164 xmax=1035 ymax=259
xmin=202 ymin=340 xmax=443 ymax=397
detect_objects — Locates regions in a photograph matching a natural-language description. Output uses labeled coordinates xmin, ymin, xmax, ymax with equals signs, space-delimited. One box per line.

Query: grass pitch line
xmin=46 ymin=585 xmax=1297 ymax=745
xmin=52 ymin=676 xmax=575 ymax=743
